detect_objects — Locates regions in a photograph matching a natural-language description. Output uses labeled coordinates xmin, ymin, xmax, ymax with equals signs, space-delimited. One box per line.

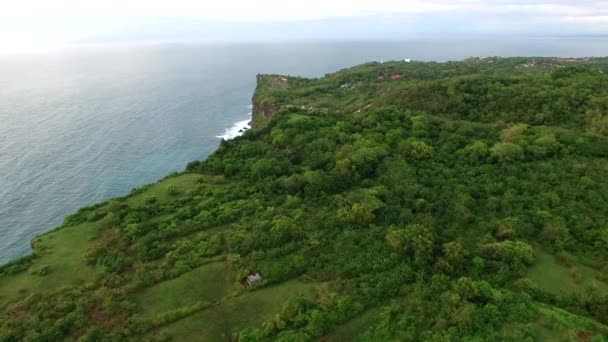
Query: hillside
xmin=1 ymin=57 xmax=608 ymax=341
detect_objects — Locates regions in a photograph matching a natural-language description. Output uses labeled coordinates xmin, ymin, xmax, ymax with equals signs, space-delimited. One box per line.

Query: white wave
xmin=216 ymin=112 xmax=252 ymax=140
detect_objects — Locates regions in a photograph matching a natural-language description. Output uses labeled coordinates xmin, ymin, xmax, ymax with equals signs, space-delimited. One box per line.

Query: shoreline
xmin=216 ymin=106 xmax=253 ymax=140
xmin=1 ymin=106 xmax=255 ymax=267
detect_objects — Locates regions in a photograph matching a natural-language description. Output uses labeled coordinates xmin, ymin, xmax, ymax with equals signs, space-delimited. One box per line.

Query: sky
xmin=0 ymin=0 xmax=607 ymax=53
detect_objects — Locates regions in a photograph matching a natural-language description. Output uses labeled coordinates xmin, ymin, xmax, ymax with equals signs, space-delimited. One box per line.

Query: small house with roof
xmin=244 ymin=273 xmax=262 ymax=286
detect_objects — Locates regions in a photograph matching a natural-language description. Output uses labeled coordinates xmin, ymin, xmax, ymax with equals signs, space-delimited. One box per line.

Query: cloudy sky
xmin=1 ymin=0 xmax=607 ymax=52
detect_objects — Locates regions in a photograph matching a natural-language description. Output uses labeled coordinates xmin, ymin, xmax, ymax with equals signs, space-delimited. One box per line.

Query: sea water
xmin=2 ymin=39 xmax=608 ymax=264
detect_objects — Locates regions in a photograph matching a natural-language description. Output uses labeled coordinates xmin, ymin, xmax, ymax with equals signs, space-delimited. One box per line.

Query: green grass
xmin=500 ymin=304 xmax=608 ymax=341
xmin=126 ymin=174 xmax=206 ymax=207
xmin=147 ymin=279 xmax=316 ymax=341
xmin=135 ymin=261 xmax=235 ymax=316
xmin=0 ymin=223 xmax=98 ymax=307
xmin=526 ymin=249 xmax=608 ymax=295
xmin=534 ymin=304 xmax=608 ymax=341
xmin=326 ymin=308 xmax=378 ymax=341
xmin=0 ymin=174 xmax=227 ymax=309
xmin=288 ymin=113 xmax=311 ymax=122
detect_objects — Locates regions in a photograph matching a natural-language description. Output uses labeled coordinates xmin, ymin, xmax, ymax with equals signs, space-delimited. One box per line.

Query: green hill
xmin=2 ymin=57 xmax=608 ymax=341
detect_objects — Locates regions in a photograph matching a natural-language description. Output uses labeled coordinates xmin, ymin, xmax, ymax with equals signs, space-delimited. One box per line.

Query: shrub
xmin=405 ymin=140 xmax=433 ymax=160
xmin=28 ymin=264 xmax=51 ymax=276
xmin=167 ymin=185 xmax=179 ymax=196
xmin=490 ymin=142 xmax=524 ymax=162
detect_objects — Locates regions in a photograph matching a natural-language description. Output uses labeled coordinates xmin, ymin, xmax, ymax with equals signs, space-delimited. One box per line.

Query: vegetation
xmin=1 ymin=57 xmax=608 ymax=341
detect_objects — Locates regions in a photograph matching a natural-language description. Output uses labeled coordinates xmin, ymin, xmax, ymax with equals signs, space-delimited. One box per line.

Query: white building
xmin=246 ymin=273 xmax=262 ymax=286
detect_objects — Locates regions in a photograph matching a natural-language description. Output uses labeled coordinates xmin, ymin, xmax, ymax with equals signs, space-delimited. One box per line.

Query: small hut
xmin=244 ymin=273 xmax=262 ymax=286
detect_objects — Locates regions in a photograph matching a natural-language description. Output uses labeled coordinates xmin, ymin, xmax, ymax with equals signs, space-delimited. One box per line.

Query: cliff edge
xmin=251 ymin=74 xmax=290 ymax=129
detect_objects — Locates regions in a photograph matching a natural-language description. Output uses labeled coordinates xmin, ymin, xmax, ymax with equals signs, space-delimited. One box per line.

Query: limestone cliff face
xmin=251 ymin=74 xmax=289 ymax=129
xmin=252 ymin=100 xmax=276 ymax=122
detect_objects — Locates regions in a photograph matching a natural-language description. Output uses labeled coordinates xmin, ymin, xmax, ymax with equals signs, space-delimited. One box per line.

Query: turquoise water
xmin=2 ymin=39 xmax=608 ymax=264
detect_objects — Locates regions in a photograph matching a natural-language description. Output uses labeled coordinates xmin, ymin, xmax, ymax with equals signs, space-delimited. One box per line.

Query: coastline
xmin=1 ymin=106 xmax=255 ymax=267
xmin=216 ymin=106 xmax=253 ymax=140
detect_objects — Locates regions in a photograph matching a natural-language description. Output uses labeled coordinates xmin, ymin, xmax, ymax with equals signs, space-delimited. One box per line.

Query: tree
xmin=306 ymin=310 xmax=330 ymax=336
xmin=404 ymin=140 xmax=433 ymax=160
xmin=482 ymin=240 xmax=535 ymax=268
xmin=539 ymin=219 xmax=571 ymax=251
xmin=411 ymin=115 xmax=429 ymax=138
xmin=338 ymin=203 xmax=376 ymax=225
xmin=270 ymin=217 xmax=300 ymax=242
xmin=403 ymin=224 xmax=435 ymax=266
xmin=490 ymin=142 xmax=524 ymax=162
xmin=597 ymin=228 xmax=608 ymax=251
xmin=442 ymin=241 xmax=467 ymax=273
xmin=386 ymin=224 xmax=435 ymax=266
xmin=386 ymin=228 xmax=405 ymax=251
xmin=585 ymin=109 xmax=608 ymax=135
xmin=185 ymin=160 xmax=201 ymax=172
xmin=458 ymin=140 xmax=489 ymax=163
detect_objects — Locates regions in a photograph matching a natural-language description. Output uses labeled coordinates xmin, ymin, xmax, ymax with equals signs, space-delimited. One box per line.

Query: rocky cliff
xmin=251 ymin=74 xmax=290 ymax=129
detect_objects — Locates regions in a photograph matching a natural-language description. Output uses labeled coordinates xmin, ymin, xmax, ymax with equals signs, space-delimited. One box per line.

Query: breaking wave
xmin=216 ymin=111 xmax=252 ymax=140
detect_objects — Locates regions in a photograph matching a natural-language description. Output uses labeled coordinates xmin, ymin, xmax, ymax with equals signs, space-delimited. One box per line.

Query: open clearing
xmin=126 ymin=174 xmax=206 ymax=207
xmin=135 ymin=261 xmax=235 ymax=316
xmin=0 ymin=223 xmax=98 ymax=307
xmin=526 ymin=249 xmax=607 ymax=295
xmin=147 ymin=279 xmax=316 ymax=341
xmin=326 ymin=308 xmax=378 ymax=341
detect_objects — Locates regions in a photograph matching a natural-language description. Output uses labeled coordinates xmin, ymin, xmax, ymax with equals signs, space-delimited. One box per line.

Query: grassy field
xmin=326 ymin=308 xmax=378 ymax=341
xmin=147 ymin=279 xmax=316 ymax=341
xmin=534 ymin=304 xmax=608 ymax=341
xmin=126 ymin=174 xmax=207 ymax=207
xmin=0 ymin=222 xmax=98 ymax=307
xmin=499 ymin=302 xmax=608 ymax=341
xmin=0 ymin=174 xmax=209 ymax=309
xmin=287 ymin=113 xmax=311 ymax=123
xmin=526 ymin=249 xmax=608 ymax=295
xmin=135 ymin=261 xmax=235 ymax=316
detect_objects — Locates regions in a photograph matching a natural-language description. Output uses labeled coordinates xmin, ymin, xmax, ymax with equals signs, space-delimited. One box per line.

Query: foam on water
xmin=217 ymin=112 xmax=252 ymax=140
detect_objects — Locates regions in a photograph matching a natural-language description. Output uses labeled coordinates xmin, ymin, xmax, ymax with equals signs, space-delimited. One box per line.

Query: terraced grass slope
xmin=1 ymin=57 xmax=608 ymax=341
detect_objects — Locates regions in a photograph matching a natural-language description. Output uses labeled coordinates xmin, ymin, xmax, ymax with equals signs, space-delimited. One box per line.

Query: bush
xmin=28 ymin=264 xmax=51 ymax=276
xmin=144 ymin=196 xmax=158 ymax=204
xmin=490 ymin=142 xmax=524 ymax=162
xmin=167 ymin=185 xmax=180 ymax=196
xmin=404 ymin=140 xmax=433 ymax=160
xmin=0 ymin=255 xmax=36 ymax=277
xmin=186 ymin=160 xmax=202 ymax=172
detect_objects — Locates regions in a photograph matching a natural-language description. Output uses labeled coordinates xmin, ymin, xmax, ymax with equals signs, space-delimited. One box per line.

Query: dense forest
xmin=1 ymin=57 xmax=608 ymax=341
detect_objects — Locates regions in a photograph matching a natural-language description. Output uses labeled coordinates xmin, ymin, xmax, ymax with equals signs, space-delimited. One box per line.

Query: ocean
xmin=1 ymin=38 xmax=608 ymax=265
